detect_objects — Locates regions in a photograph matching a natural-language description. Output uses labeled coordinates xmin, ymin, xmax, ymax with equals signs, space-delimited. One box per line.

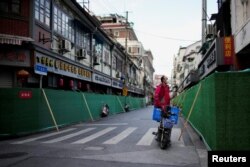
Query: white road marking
xmin=72 ymin=127 xmax=116 ymax=144
xmin=170 ymin=128 xmax=184 ymax=146
xmin=76 ymin=123 xmax=128 ymax=126
xmin=136 ymin=128 xmax=157 ymax=146
xmin=12 ymin=128 xmax=76 ymax=144
xmin=42 ymin=128 xmax=96 ymax=143
xmin=103 ymin=127 xmax=137 ymax=144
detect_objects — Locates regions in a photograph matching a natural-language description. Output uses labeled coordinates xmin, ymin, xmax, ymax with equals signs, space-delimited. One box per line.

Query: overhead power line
xmin=134 ymin=29 xmax=198 ymax=42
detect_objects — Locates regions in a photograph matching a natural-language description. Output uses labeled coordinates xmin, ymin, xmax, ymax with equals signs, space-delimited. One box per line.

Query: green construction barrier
xmin=0 ymin=89 xmax=146 ymax=137
xmin=172 ymin=71 xmax=250 ymax=150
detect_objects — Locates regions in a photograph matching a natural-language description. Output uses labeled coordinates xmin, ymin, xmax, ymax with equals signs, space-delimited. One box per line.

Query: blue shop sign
xmin=34 ymin=64 xmax=47 ymax=76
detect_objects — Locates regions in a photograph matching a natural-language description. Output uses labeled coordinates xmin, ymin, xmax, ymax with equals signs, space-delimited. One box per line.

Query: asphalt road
xmin=0 ymin=106 xmax=207 ymax=167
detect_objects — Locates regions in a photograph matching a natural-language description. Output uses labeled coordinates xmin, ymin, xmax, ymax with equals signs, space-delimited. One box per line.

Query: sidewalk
xmin=179 ymin=116 xmax=208 ymax=167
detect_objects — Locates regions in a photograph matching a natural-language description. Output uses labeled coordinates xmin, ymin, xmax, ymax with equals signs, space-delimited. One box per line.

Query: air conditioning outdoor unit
xmin=128 ymin=78 xmax=132 ymax=84
xmin=116 ymin=71 xmax=121 ymax=78
xmin=133 ymin=80 xmax=137 ymax=85
xmin=60 ymin=39 xmax=71 ymax=52
xmin=77 ymin=49 xmax=87 ymax=59
xmin=93 ymin=56 xmax=100 ymax=66
xmin=206 ymin=24 xmax=216 ymax=38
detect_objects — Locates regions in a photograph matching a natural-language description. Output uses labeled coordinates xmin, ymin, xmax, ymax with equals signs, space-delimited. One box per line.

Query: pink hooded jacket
xmin=154 ymin=83 xmax=170 ymax=110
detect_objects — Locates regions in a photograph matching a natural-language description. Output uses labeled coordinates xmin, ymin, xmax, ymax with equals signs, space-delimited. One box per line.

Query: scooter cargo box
xmin=152 ymin=107 xmax=161 ymax=122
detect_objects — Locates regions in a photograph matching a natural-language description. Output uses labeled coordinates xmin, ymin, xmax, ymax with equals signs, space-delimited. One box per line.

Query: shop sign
xmin=19 ymin=90 xmax=32 ymax=99
xmin=34 ymin=64 xmax=47 ymax=76
xmin=35 ymin=52 xmax=91 ymax=81
xmin=92 ymin=73 xmax=111 ymax=86
xmin=223 ymin=36 xmax=234 ymax=65
xmin=112 ymin=79 xmax=123 ymax=89
xmin=122 ymin=87 xmax=128 ymax=96
xmin=198 ymin=37 xmax=235 ymax=80
xmin=206 ymin=50 xmax=216 ymax=68
xmin=198 ymin=39 xmax=218 ymax=80
xmin=128 ymin=86 xmax=134 ymax=92
xmin=0 ymin=50 xmax=30 ymax=67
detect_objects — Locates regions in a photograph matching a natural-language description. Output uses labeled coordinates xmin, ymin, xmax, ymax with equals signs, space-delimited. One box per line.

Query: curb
xmin=179 ymin=117 xmax=208 ymax=167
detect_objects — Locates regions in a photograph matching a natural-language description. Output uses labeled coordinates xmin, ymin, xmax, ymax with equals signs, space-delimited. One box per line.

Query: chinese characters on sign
xmin=35 ymin=53 xmax=91 ymax=81
xmin=223 ymin=36 xmax=234 ymax=65
xmin=19 ymin=91 xmax=32 ymax=99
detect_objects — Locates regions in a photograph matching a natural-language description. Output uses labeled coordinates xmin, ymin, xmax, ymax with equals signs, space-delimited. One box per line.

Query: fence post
xmin=81 ymin=93 xmax=94 ymax=121
xmin=178 ymin=83 xmax=202 ymax=141
xmin=42 ymin=89 xmax=59 ymax=132
xmin=117 ymin=96 xmax=126 ymax=113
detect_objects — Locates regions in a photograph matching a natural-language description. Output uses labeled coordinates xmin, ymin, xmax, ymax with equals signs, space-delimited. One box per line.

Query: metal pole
xmin=39 ymin=75 xmax=43 ymax=89
xmin=202 ymin=0 xmax=207 ymax=44
xmin=124 ymin=11 xmax=129 ymax=105
xmin=125 ymin=11 xmax=128 ymax=82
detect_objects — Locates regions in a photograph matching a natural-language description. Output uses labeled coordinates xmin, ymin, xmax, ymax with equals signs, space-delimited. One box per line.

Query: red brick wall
xmin=0 ymin=0 xmax=30 ymax=36
xmin=0 ymin=19 xmax=29 ymax=36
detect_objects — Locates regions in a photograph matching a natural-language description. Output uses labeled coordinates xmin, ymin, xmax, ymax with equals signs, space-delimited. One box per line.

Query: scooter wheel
xmin=160 ymin=132 xmax=168 ymax=149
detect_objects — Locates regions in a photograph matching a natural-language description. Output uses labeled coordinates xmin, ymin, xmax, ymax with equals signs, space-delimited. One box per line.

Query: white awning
xmin=0 ymin=33 xmax=34 ymax=45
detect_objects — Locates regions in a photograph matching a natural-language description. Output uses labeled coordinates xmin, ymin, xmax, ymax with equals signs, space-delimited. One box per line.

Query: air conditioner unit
xmin=77 ymin=49 xmax=87 ymax=59
xmin=128 ymin=78 xmax=132 ymax=84
xmin=206 ymin=24 xmax=215 ymax=38
xmin=116 ymin=71 xmax=121 ymax=78
xmin=93 ymin=56 xmax=100 ymax=66
xmin=133 ymin=80 xmax=137 ymax=85
xmin=60 ymin=39 xmax=71 ymax=52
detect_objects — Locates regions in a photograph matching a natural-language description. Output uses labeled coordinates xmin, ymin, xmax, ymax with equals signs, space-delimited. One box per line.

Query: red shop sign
xmin=19 ymin=90 xmax=32 ymax=99
xmin=223 ymin=36 xmax=235 ymax=65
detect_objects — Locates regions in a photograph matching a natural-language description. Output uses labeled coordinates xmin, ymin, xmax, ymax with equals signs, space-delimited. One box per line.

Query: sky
xmin=85 ymin=0 xmax=218 ymax=78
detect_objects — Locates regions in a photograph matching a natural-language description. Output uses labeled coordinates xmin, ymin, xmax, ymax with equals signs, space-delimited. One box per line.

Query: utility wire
xmin=106 ymin=0 xmax=120 ymax=14
xmin=93 ymin=0 xmax=113 ymax=15
xmin=134 ymin=29 xmax=198 ymax=42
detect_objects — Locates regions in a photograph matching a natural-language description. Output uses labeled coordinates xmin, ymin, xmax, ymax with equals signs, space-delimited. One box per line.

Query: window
xmin=117 ymin=58 xmax=122 ymax=72
xmin=128 ymin=47 xmax=132 ymax=54
xmin=104 ymin=45 xmax=110 ymax=64
xmin=114 ymin=31 xmax=119 ymax=37
xmin=188 ymin=57 xmax=194 ymax=62
xmin=35 ymin=0 xmax=50 ymax=27
xmin=129 ymin=46 xmax=140 ymax=54
xmin=0 ymin=0 xmax=20 ymax=14
xmin=112 ymin=55 xmax=117 ymax=69
xmin=54 ymin=6 xmax=74 ymax=41
xmin=76 ymin=29 xmax=84 ymax=47
xmin=76 ymin=27 xmax=89 ymax=49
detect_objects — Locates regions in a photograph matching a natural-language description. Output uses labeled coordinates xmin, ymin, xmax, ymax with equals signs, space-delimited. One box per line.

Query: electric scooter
xmin=152 ymin=106 xmax=179 ymax=149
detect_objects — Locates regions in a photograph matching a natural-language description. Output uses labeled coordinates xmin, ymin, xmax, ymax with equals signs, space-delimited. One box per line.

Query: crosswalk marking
xmin=12 ymin=128 xmax=76 ymax=144
xmin=77 ymin=123 xmax=128 ymax=126
xmin=72 ymin=127 xmax=117 ymax=144
xmin=103 ymin=127 xmax=137 ymax=144
xmin=10 ymin=127 xmax=184 ymax=147
xmin=136 ymin=128 xmax=157 ymax=146
xmin=42 ymin=128 xmax=96 ymax=144
xmin=170 ymin=128 xmax=184 ymax=146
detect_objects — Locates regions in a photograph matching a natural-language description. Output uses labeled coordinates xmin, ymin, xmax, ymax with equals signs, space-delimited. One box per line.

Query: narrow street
xmin=0 ymin=106 xmax=207 ymax=167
